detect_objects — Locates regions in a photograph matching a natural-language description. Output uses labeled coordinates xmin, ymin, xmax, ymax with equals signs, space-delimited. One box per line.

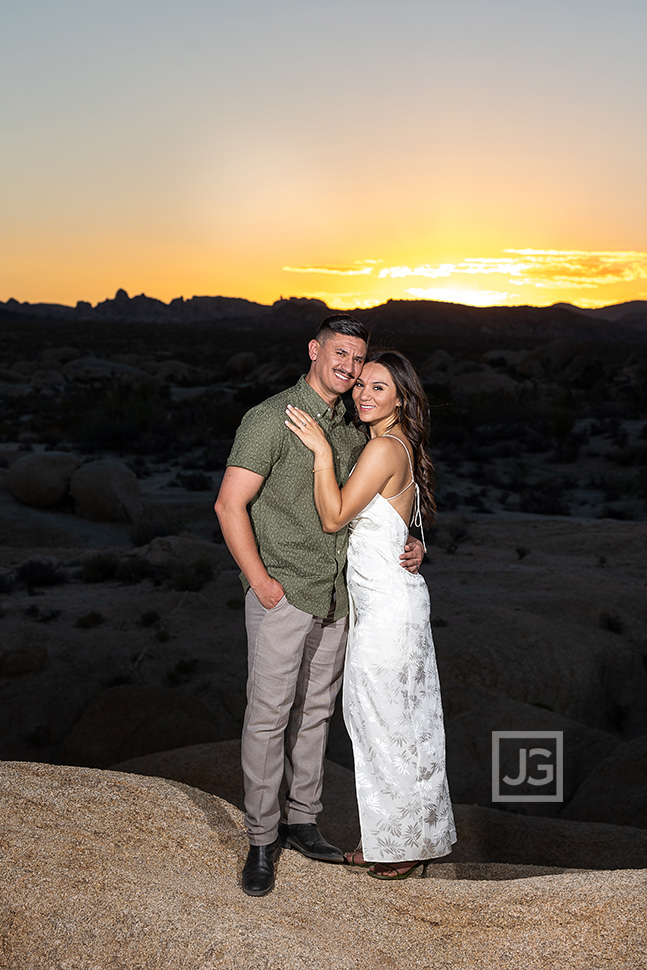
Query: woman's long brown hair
xmin=365 ymin=349 xmax=437 ymax=525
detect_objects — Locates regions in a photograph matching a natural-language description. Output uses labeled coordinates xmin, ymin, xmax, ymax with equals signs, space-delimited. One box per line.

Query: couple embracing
xmin=215 ymin=314 xmax=456 ymax=897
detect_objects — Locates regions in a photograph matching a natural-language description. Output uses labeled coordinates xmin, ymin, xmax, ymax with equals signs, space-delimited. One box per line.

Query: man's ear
xmin=308 ymin=339 xmax=319 ymax=362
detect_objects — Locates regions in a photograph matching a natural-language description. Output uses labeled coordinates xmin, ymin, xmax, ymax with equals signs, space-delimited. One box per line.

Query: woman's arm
xmin=285 ymin=405 xmax=397 ymax=532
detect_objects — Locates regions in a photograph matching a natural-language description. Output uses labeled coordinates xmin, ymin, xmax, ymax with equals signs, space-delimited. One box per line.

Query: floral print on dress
xmin=343 ymin=491 xmax=456 ymax=863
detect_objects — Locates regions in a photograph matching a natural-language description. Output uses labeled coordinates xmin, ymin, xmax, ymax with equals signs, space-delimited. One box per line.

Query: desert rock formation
xmin=1 ymin=761 xmax=645 ymax=970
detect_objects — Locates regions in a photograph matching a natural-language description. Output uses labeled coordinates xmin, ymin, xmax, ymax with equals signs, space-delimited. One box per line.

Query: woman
xmin=285 ymin=350 xmax=456 ymax=879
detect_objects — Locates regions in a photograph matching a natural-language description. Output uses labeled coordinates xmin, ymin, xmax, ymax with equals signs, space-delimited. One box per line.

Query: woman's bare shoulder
xmin=359 ymin=435 xmax=409 ymax=467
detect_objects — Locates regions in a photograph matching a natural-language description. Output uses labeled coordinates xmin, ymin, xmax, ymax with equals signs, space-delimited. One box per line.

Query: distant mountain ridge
xmin=1 ymin=291 xmax=646 ymax=342
xmin=550 ymin=300 xmax=647 ymax=322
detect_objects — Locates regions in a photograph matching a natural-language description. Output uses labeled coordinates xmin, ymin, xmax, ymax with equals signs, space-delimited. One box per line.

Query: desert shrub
xmin=172 ymin=558 xmax=214 ymax=591
xmin=26 ymin=725 xmax=51 ymax=748
xmin=175 ymin=658 xmax=197 ymax=674
xmin=600 ymin=505 xmax=635 ymax=521
xmin=439 ymin=489 xmax=460 ymax=510
xmin=75 ymin=610 xmax=104 ymax=628
xmin=629 ymin=471 xmax=647 ymax=498
xmin=608 ymin=444 xmax=647 ymax=467
xmin=114 ymin=557 xmax=154 ymax=584
xmin=465 ymin=491 xmax=485 ymax=510
xmin=165 ymin=657 xmax=198 ymax=685
xmin=130 ymin=509 xmax=181 ymax=546
xmin=601 ymin=477 xmax=622 ymax=502
xmin=105 ymin=674 xmax=133 ymax=688
xmin=69 ymin=382 xmax=168 ymax=451
xmin=550 ymin=406 xmax=575 ymax=443
xmin=128 ymin=456 xmax=151 ymax=477
xmin=599 ymin=611 xmax=624 ymax=634
xmin=80 ymin=554 xmax=119 ymax=583
xmin=16 ymin=558 xmax=66 ymax=589
xmin=172 ymin=471 xmax=213 ymax=491
xmin=519 ymin=481 xmax=570 ymax=516
xmin=22 ymin=606 xmax=60 ymax=622
xmin=441 ymin=521 xmax=471 ymax=553
xmin=139 ymin=610 xmax=160 ymax=627
xmin=550 ymin=438 xmax=582 ymax=463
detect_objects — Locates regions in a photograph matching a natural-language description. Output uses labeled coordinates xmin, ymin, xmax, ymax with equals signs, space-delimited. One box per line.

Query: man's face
xmin=307 ymin=333 xmax=367 ymax=405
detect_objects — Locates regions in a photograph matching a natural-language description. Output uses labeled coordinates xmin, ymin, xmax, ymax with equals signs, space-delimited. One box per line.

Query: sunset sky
xmin=2 ymin=0 xmax=646 ymax=311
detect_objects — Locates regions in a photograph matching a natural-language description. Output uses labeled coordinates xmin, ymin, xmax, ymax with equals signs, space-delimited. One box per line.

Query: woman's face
xmin=352 ymin=362 xmax=400 ymax=427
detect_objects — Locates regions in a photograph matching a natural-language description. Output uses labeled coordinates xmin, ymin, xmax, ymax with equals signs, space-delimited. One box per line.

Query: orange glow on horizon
xmin=3 ymin=247 xmax=646 ymax=313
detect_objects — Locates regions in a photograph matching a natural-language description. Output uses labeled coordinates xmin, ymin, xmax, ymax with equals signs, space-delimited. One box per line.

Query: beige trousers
xmin=242 ymin=590 xmax=348 ymax=845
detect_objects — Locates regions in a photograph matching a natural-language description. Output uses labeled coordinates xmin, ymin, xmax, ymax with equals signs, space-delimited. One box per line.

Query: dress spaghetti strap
xmin=381 ymin=434 xmax=426 ymax=551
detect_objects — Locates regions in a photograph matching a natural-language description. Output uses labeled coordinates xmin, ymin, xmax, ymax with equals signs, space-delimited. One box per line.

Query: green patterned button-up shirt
xmin=226 ymin=375 xmax=365 ymax=619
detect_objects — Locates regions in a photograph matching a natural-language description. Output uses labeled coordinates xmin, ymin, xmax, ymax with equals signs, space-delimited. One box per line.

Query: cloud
xmin=282 ymin=260 xmax=378 ymax=276
xmin=379 ymin=264 xmax=455 ymax=279
xmin=405 ymin=288 xmax=522 ymax=307
xmin=294 ymin=291 xmax=383 ymax=309
xmin=379 ymin=251 xmax=647 ymax=289
xmin=502 ymin=250 xmax=647 ymax=288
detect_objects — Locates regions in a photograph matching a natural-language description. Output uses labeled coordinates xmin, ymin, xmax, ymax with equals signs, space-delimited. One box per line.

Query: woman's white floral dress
xmin=343 ymin=485 xmax=456 ymax=863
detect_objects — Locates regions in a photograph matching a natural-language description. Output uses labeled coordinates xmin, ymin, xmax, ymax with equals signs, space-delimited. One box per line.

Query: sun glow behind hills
xmin=281 ymin=251 xmax=647 ymax=310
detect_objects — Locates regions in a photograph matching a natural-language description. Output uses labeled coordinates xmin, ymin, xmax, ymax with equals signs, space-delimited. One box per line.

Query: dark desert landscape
xmin=1 ymin=292 xmax=646 ymax=969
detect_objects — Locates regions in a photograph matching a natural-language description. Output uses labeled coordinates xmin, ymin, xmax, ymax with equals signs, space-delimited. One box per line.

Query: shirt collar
xmin=296 ymin=375 xmax=347 ymax=424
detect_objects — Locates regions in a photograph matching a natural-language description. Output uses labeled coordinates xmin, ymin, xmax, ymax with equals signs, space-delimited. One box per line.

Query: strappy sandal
xmin=344 ymin=849 xmax=372 ymax=868
xmin=368 ymin=860 xmax=428 ymax=880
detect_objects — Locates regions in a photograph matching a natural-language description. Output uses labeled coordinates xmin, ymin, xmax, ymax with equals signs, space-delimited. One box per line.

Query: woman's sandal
xmin=368 ymin=860 xmax=429 ymax=880
xmin=344 ymin=849 xmax=372 ymax=868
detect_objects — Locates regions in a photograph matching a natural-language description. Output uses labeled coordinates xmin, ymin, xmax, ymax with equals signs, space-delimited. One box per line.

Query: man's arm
xmin=214 ymin=466 xmax=285 ymax=609
xmin=400 ymin=536 xmax=424 ymax=572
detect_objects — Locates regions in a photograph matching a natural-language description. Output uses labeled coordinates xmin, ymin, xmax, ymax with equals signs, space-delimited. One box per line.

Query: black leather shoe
xmin=241 ymin=837 xmax=282 ymax=897
xmin=279 ymin=822 xmax=345 ymax=863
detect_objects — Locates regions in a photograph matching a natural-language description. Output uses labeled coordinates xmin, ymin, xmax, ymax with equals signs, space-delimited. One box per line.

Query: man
xmin=214 ymin=314 xmax=423 ymax=896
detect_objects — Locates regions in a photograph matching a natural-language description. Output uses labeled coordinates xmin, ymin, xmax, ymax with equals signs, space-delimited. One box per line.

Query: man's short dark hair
xmin=315 ymin=314 xmax=369 ymax=345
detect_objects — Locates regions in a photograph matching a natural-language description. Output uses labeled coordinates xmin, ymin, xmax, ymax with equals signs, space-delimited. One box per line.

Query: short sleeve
xmin=226 ymin=403 xmax=285 ymax=479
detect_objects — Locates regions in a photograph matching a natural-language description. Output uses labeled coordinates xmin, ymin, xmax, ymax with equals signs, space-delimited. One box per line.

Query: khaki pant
xmin=242 ymin=590 xmax=348 ymax=845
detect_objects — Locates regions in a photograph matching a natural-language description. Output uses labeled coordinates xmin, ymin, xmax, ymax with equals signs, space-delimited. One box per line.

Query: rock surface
xmin=58 ymin=685 xmax=222 ymax=768
xmin=559 ymin=735 xmax=647 ymax=829
xmin=70 ymin=458 xmax=142 ymax=523
xmin=444 ymin=692 xmax=622 ymax=815
xmin=113 ymin=739 xmax=362 ymax=851
xmin=5 ymin=451 xmax=81 ymax=508
xmin=1 ymin=762 xmax=645 ymax=970
xmin=113 ymin=740 xmax=647 ymax=871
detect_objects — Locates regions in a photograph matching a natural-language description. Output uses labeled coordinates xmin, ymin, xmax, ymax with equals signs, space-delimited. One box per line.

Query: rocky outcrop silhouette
xmin=2 ymin=292 xmax=646 ymax=340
